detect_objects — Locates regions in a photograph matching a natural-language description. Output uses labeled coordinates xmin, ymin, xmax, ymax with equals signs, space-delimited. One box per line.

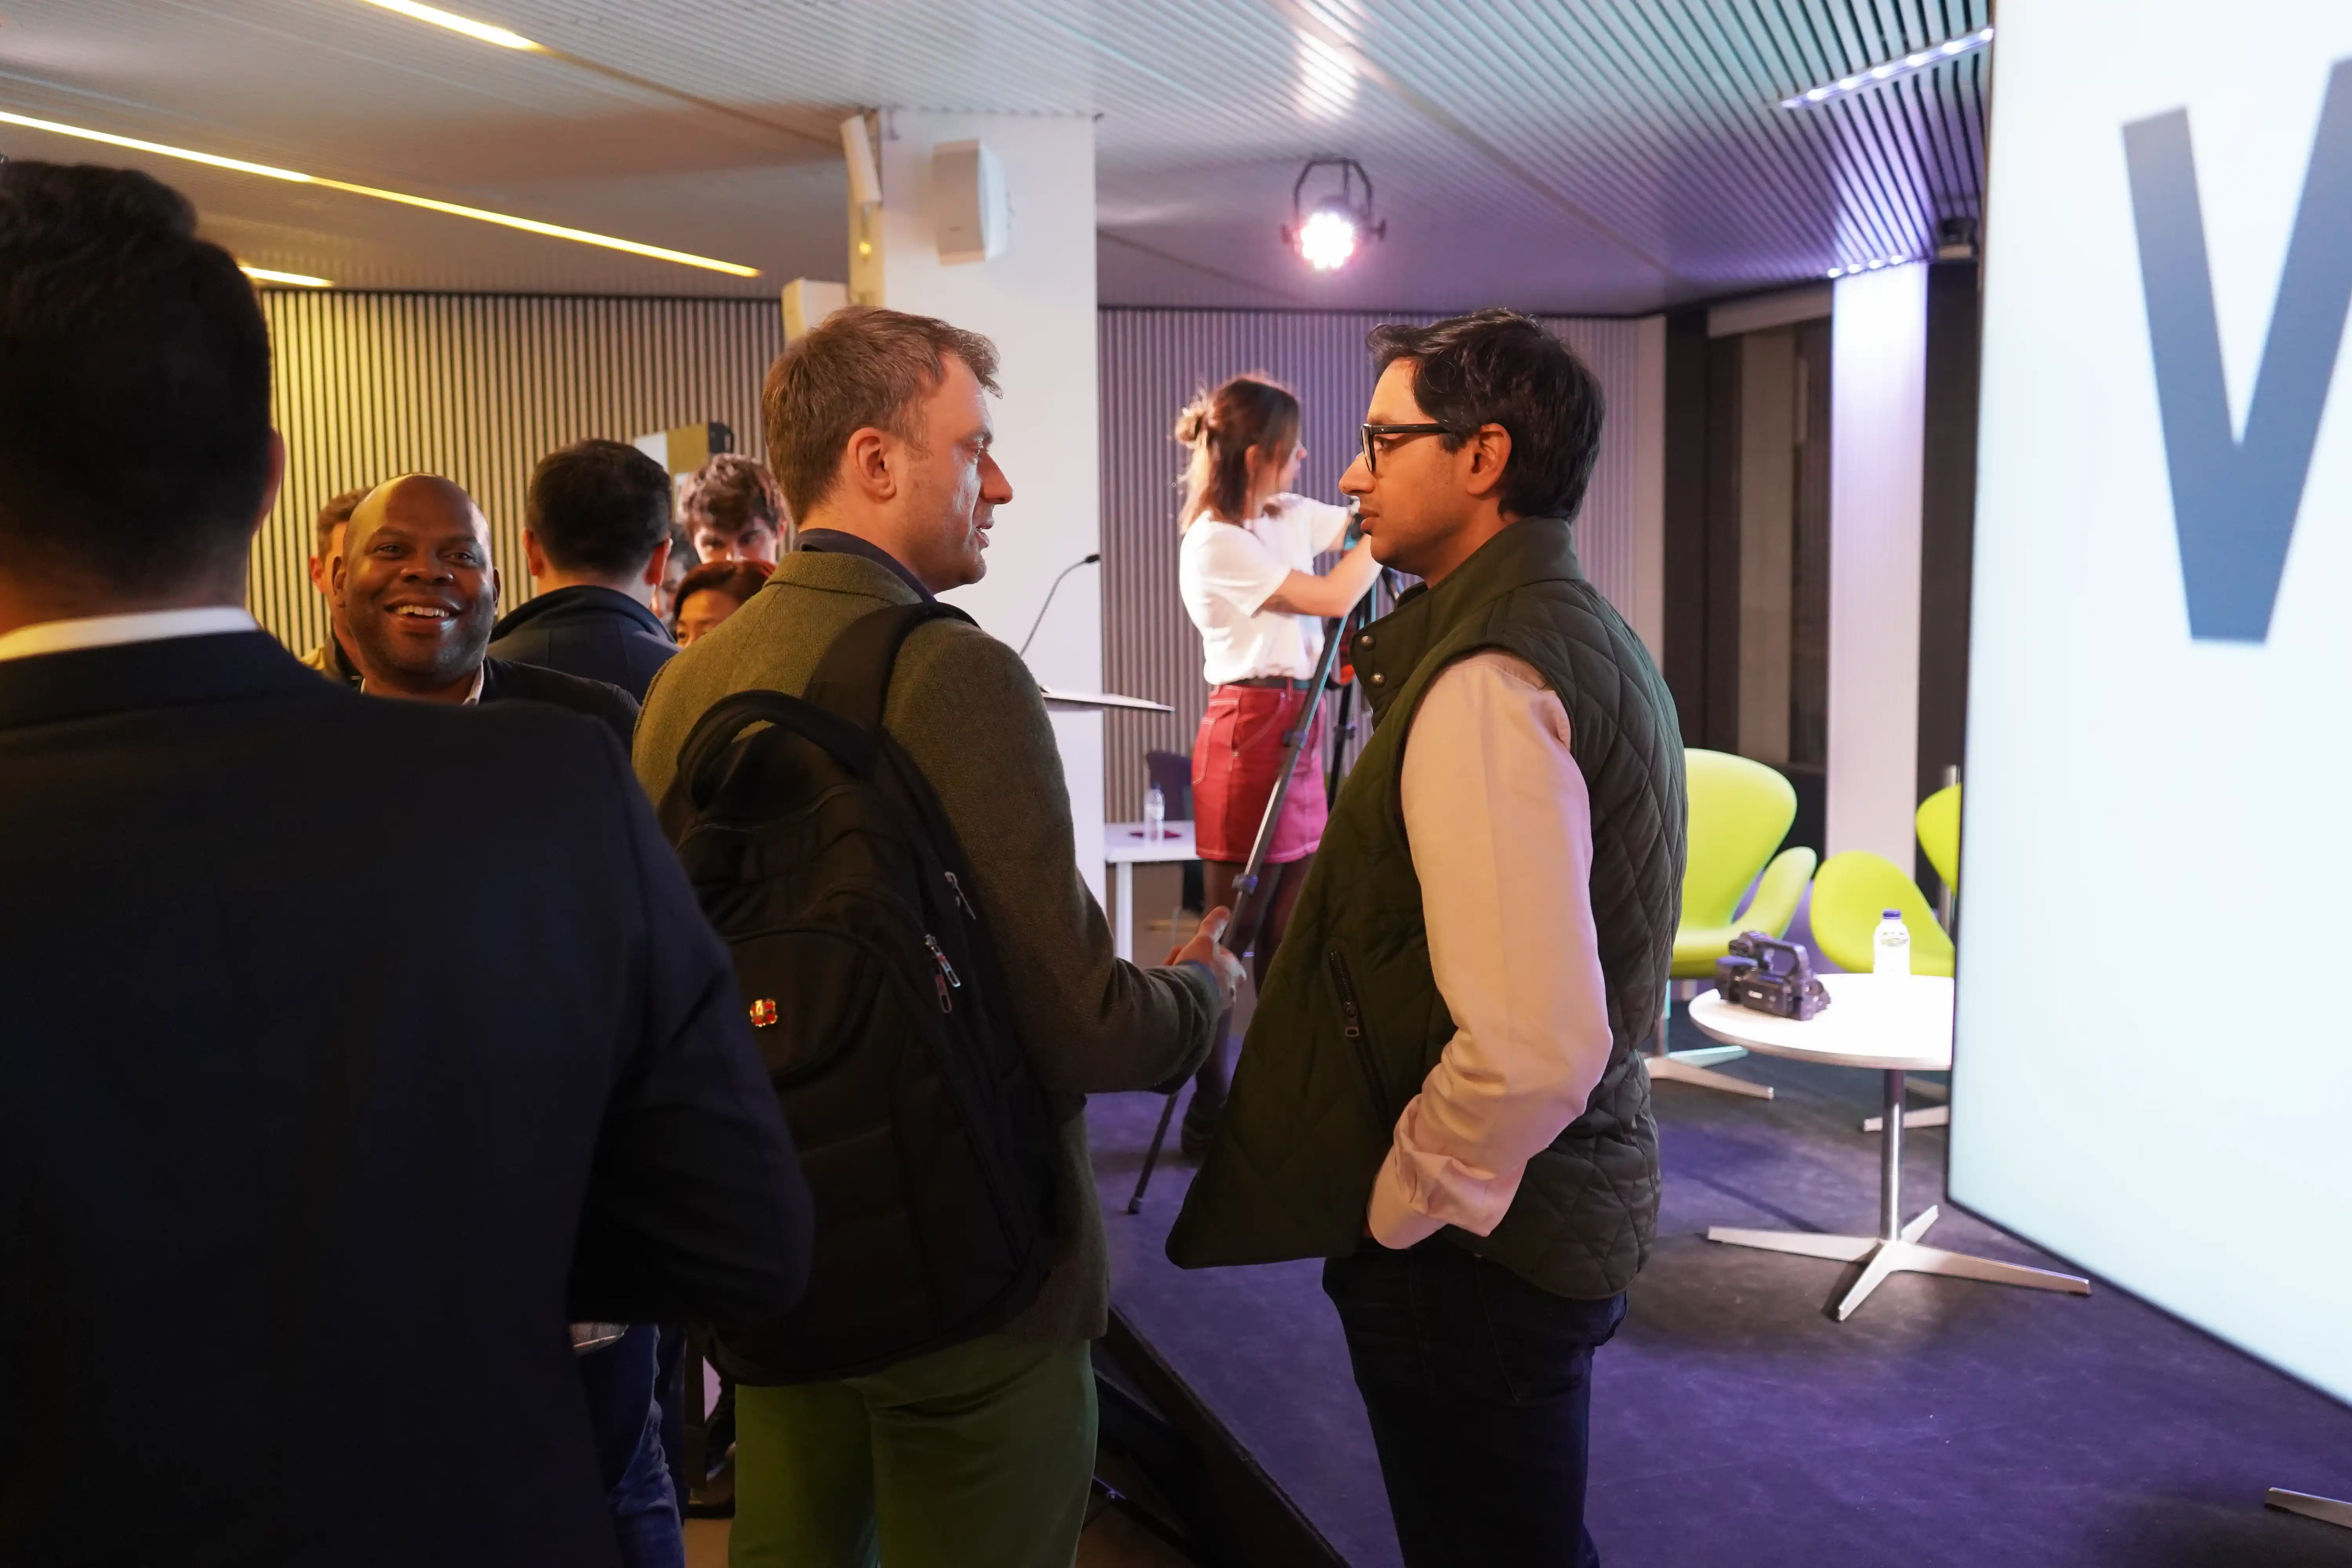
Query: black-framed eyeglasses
xmin=1359 ymin=423 xmax=1452 ymax=474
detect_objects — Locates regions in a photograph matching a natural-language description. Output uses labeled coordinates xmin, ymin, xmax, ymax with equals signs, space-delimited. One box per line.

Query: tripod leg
xmin=1126 ymin=1089 xmax=1183 ymax=1213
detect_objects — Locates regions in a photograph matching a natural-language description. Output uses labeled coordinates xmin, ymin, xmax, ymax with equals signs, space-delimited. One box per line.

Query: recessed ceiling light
xmin=1781 ymin=27 xmax=1993 ymax=111
xmin=0 ymin=107 xmax=760 ymax=276
xmin=1824 ymin=255 xmax=1918 ymax=278
xmin=240 ymin=264 xmax=334 ymax=287
xmin=354 ymin=0 xmax=539 ymax=51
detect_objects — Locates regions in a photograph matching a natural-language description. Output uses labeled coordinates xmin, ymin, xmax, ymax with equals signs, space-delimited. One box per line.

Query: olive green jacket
xmin=1165 ymin=517 xmax=1684 ymax=1299
xmin=634 ymin=548 xmax=1218 ymax=1344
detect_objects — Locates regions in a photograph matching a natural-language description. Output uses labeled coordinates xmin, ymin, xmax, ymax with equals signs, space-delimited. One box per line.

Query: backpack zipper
xmin=926 ymin=934 xmax=962 ymax=1013
xmin=944 ymin=871 xmax=976 ymax=919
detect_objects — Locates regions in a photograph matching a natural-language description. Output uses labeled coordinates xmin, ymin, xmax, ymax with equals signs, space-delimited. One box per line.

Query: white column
xmin=1629 ymin=314 xmax=1668 ymax=660
xmin=855 ymin=110 xmax=1105 ymax=902
xmin=1826 ymin=265 xmax=1928 ymax=869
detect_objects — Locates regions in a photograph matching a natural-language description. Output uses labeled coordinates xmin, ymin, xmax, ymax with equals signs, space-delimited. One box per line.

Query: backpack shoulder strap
xmin=804 ymin=601 xmax=977 ymax=733
xmin=673 ymin=688 xmax=880 ymax=815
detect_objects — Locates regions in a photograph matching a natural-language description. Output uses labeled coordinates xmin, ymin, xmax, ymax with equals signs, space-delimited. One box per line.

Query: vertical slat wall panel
xmin=254 ymin=290 xmax=780 ymax=655
xmin=1098 ymin=308 xmax=1652 ymax=820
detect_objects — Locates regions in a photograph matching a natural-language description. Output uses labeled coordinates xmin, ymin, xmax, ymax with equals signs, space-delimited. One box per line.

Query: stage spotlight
xmin=1282 ymin=158 xmax=1385 ymax=274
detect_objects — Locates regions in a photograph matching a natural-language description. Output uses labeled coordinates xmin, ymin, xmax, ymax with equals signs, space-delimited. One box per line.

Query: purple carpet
xmin=1089 ymin=1012 xmax=2352 ymax=1567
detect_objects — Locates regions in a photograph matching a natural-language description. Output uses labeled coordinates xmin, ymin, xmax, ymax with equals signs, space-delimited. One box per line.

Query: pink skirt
xmin=1191 ymin=684 xmax=1328 ymax=865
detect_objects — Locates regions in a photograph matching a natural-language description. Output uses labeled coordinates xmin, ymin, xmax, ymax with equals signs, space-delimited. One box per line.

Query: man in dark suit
xmin=0 ymin=161 xmax=814 ymax=1566
xmin=335 ymin=472 xmax=641 ymax=748
xmin=488 ymin=439 xmax=679 ymax=700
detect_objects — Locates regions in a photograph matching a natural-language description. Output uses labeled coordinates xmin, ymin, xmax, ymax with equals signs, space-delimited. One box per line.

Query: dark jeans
xmin=1323 ymin=1239 xmax=1626 ymax=1568
xmin=579 ymin=1325 xmax=686 ymax=1568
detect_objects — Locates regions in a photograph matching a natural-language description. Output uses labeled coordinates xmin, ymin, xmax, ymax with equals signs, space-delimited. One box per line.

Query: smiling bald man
xmin=334 ymin=473 xmax=638 ymax=747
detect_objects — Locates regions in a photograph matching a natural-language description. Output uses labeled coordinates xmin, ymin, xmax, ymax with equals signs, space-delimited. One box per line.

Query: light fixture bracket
xmin=1281 ymin=158 xmax=1386 ymax=266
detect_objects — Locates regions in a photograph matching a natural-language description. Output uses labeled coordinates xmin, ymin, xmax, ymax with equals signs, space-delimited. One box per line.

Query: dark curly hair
xmin=678 ymin=454 xmax=785 ymax=540
xmin=1367 ymin=309 xmax=1605 ymax=522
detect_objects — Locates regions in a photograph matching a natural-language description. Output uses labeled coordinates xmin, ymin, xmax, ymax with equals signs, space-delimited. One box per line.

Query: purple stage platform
xmin=1089 ymin=1014 xmax=2352 ymax=1568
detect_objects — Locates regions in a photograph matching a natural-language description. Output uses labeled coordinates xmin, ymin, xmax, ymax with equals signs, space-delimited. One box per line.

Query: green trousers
xmin=728 ymin=1334 xmax=1096 ymax=1568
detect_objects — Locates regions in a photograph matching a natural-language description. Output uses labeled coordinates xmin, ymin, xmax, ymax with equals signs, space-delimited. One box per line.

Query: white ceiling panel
xmin=0 ymin=0 xmax=1989 ymax=310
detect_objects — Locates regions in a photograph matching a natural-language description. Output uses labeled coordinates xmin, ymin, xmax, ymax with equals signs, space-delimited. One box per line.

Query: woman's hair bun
xmin=1172 ymin=396 xmax=1213 ymax=447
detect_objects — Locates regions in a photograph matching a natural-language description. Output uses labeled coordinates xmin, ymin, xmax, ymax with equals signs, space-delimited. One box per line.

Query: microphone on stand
xmin=1016 ymin=552 xmax=1101 ymax=658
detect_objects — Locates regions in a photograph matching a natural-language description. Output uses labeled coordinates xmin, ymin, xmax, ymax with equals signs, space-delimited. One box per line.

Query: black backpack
xmin=663 ymin=603 xmax=1057 ymax=1383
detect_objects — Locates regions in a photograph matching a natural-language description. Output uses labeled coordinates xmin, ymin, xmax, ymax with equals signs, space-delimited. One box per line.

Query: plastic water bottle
xmin=1143 ymin=784 xmax=1165 ymax=841
xmin=1872 ymin=909 xmax=1912 ymax=976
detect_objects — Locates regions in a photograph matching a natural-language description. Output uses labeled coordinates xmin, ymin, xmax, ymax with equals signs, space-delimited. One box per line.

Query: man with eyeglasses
xmin=1170 ymin=309 xmax=1684 ymax=1568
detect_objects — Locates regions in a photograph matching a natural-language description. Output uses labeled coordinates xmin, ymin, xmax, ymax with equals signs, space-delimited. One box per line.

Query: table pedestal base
xmin=1644 ymin=1049 xmax=1776 ymax=1099
xmin=2267 ymin=1490 xmax=2352 ymax=1530
xmin=1861 ymin=1104 xmax=1950 ymax=1132
xmin=1709 ymin=1205 xmax=2089 ymax=1319
xmin=1706 ymin=1067 xmax=2089 ymax=1319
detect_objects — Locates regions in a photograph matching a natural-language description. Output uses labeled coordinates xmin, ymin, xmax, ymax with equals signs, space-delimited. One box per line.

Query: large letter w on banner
xmin=2124 ymin=60 xmax=2352 ymax=642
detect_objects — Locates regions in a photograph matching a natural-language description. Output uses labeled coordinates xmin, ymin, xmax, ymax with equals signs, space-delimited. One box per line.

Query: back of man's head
xmin=762 ymin=305 xmax=998 ymax=523
xmin=526 ymin=439 xmax=673 ymax=582
xmin=1367 ymin=309 xmax=1605 ymax=522
xmin=0 ymin=163 xmax=273 ymax=596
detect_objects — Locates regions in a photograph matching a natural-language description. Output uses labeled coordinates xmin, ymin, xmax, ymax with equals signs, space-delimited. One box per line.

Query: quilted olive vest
xmin=1164 ymin=517 xmax=1685 ymax=1299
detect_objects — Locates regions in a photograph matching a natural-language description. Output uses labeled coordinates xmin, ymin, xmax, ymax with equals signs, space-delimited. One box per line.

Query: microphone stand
xmin=1127 ymin=577 xmax=1381 ymax=1214
xmin=1016 ymin=552 xmax=1101 ymax=659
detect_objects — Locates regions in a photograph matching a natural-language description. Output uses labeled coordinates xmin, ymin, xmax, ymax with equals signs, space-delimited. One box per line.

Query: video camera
xmin=1714 ymin=931 xmax=1831 ymax=1021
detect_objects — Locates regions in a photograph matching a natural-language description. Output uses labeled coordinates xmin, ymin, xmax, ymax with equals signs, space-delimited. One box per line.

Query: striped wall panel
xmin=1097 ymin=308 xmax=1656 ymax=821
xmin=254 ymin=290 xmax=780 ymax=655
xmin=253 ymin=292 xmax=1652 ymax=827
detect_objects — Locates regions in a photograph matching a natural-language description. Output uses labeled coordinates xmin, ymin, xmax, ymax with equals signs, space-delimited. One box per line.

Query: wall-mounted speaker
xmin=933 ymin=139 xmax=1009 ymax=265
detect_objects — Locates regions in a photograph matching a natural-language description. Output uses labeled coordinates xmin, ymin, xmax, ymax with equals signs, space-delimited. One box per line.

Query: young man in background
xmin=488 ymin=438 xmax=679 ymax=701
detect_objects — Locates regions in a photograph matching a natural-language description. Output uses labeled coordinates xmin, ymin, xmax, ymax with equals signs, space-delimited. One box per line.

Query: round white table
xmin=1688 ymin=973 xmax=2090 ymax=1320
xmin=1103 ymin=820 xmax=1198 ymax=964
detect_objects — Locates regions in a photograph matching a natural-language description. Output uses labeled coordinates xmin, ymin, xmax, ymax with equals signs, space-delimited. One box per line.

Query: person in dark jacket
xmin=0 ymin=160 xmax=813 ymax=1568
xmin=488 ymin=439 xmax=679 ymax=701
xmin=336 ymin=473 xmax=640 ymax=748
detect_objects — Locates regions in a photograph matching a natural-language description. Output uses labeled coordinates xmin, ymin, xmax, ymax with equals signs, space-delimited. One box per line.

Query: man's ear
xmin=842 ymin=426 xmax=897 ymax=503
xmin=642 ymin=534 xmax=673 ymax=589
xmin=522 ymin=529 xmax=550 ymax=579
xmin=1462 ymin=424 xmax=1513 ymax=502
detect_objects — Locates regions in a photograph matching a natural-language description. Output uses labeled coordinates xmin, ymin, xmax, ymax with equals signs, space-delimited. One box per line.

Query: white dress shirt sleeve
xmin=1367 ymin=650 xmax=1615 ymax=1249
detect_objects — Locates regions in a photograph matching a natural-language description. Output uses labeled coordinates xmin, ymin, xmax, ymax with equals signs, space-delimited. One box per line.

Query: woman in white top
xmin=1172 ymin=374 xmax=1381 ymax=1151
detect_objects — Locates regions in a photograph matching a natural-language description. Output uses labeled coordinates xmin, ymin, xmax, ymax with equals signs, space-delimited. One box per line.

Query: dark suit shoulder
xmin=480 ymin=657 xmax=639 ymax=748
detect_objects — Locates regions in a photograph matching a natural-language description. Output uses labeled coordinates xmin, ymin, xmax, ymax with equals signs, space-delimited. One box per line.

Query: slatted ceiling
xmin=6 ymin=0 xmax=1984 ymax=309
xmin=1096 ymin=308 xmax=1653 ymax=822
xmin=252 ymin=290 xmax=779 ymax=653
